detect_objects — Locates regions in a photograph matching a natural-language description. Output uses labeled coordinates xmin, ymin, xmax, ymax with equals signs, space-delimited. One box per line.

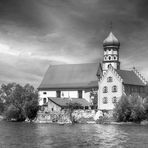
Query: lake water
xmin=0 ymin=121 xmax=148 ymax=148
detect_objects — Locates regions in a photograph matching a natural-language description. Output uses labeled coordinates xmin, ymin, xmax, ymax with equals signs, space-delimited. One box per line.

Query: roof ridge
xmin=49 ymin=62 xmax=99 ymax=67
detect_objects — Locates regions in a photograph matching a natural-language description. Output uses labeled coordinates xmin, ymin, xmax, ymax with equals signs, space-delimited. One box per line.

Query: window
xmin=112 ymin=85 xmax=117 ymax=92
xmin=43 ymin=92 xmax=47 ymax=94
xmin=78 ymin=90 xmax=82 ymax=98
xmin=43 ymin=98 xmax=46 ymax=104
xmin=140 ymin=87 xmax=144 ymax=93
xmin=112 ymin=97 xmax=117 ymax=103
xmin=85 ymin=106 xmax=89 ymax=110
xmin=108 ymin=64 xmax=111 ymax=68
xmin=103 ymin=86 xmax=108 ymax=93
xmin=56 ymin=90 xmax=61 ymax=98
xmin=107 ymin=77 xmax=113 ymax=82
xmin=108 ymin=56 xmax=111 ymax=60
xmin=103 ymin=97 xmax=108 ymax=104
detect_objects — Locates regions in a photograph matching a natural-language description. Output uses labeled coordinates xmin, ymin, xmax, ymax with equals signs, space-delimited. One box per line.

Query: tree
xmin=24 ymin=99 xmax=39 ymax=122
xmin=0 ymin=83 xmax=39 ymax=122
xmin=113 ymin=95 xmax=146 ymax=122
xmin=90 ymin=89 xmax=98 ymax=110
xmin=66 ymin=102 xmax=82 ymax=123
xmin=5 ymin=104 xmax=26 ymax=121
xmin=23 ymin=84 xmax=39 ymax=122
xmin=113 ymin=95 xmax=131 ymax=122
xmin=129 ymin=95 xmax=145 ymax=122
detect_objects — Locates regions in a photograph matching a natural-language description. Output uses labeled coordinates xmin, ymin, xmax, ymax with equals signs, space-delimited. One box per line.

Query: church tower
xmin=102 ymin=32 xmax=120 ymax=74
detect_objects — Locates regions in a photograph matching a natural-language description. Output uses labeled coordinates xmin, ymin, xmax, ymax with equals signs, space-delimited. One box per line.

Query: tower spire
xmin=102 ymin=29 xmax=120 ymax=74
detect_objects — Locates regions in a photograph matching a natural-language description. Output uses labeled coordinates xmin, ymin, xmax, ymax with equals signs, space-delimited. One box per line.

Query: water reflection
xmin=94 ymin=125 xmax=129 ymax=147
xmin=0 ymin=121 xmax=148 ymax=148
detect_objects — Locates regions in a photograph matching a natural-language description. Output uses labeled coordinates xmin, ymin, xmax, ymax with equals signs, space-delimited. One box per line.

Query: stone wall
xmin=35 ymin=110 xmax=71 ymax=123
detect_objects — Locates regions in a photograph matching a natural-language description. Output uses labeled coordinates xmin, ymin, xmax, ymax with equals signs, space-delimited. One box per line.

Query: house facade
xmin=38 ymin=31 xmax=147 ymax=111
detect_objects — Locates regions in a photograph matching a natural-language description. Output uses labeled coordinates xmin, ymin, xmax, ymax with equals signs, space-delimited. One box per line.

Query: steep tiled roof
xmin=48 ymin=97 xmax=90 ymax=107
xmin=116 ymin=69 xmax=145 ymax=86
xmin=38 ymin=63 xmax=100 ymax=90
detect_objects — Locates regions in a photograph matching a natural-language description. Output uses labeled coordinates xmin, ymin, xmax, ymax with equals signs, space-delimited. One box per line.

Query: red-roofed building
xmin=38 ymin=31 xmax=147 ymax=111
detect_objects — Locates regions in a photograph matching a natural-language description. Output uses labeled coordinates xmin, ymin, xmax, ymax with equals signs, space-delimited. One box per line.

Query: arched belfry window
xmin=103 ymin=97 xmax=108 ymax=104
xmin=112 ymin=85 xmax=117 ymax=92
xmin=107 ymin=77 xmax=113 ymax=82
xmin=103 ymin=86 xmax=108 ymax=93
xmin=108 ymin=56 xmax=111 ymax=60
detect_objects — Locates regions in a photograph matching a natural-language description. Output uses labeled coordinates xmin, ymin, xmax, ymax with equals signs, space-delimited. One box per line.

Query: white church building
xmin=38 ymin=31 xmax=147 ymax=111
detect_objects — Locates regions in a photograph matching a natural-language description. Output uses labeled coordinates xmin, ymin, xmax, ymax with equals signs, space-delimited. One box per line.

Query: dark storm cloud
xmin=0 ymin=0 xmax=45 ymax=29
xmin=0 ymin=0 xmax=148 ymax=87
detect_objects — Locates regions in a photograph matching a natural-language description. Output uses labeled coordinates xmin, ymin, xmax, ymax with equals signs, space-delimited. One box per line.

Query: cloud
xmin=0 ymin=0 xmax=148 ymax=87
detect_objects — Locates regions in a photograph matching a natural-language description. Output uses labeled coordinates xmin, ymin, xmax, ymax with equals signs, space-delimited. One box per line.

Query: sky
xmin=0 ymin=0 xmax=148 ymax=88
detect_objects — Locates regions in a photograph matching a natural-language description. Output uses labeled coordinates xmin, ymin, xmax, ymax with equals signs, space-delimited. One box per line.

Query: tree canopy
xmin=0 ymin=83 xmax=39 ymax=122
xmin=113 ymin=95 xmax=146 ymax=123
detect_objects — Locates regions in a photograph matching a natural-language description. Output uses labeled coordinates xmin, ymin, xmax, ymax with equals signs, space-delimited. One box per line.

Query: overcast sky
xmin=0 ymin=0 xmax=148 ymax=88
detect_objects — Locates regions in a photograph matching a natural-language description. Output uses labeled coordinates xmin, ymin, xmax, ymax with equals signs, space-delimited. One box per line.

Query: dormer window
xmin=107 ymin=77 xmax=113 ymax=82
xmin=112 ymin=85 xmax=117 ymax=92
xmin=103 ymin=86 xmax=108 ymax=93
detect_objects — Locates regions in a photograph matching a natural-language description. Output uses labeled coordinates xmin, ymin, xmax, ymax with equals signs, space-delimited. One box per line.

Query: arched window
xmin=108 ymin=64 xmax=112 ymax=68
xmin=108 ymin=56 xmax=111 ymax=60
xmin=112 ymin=97 xmax=117 ymax=103
xmin=112 ymin=85 xmax=117 ymax=92
xmin=103 ymin=86 xmax=108 ymax=93
xmin=43 ymin=98 xmax=46 ymax=104
xmin=107 ymin=77 xmax=113 ymax=82
xmin=103 ymin=97 xmax=108 ymax=104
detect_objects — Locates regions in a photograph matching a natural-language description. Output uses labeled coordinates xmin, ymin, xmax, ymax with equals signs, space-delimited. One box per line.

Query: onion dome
xmin=103 ymin=32 xmax=120 ymax=47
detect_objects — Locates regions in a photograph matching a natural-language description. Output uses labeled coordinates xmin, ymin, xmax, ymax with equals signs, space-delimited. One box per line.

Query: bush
xmin=113 ymin=95 xmax=146 ymax=123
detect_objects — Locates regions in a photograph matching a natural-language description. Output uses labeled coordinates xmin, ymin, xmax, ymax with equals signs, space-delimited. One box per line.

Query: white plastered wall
xmin=38 ymin=90 xmax=91 ymax=105
xmin=98 ymin=70 xmax=123 ymax=110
